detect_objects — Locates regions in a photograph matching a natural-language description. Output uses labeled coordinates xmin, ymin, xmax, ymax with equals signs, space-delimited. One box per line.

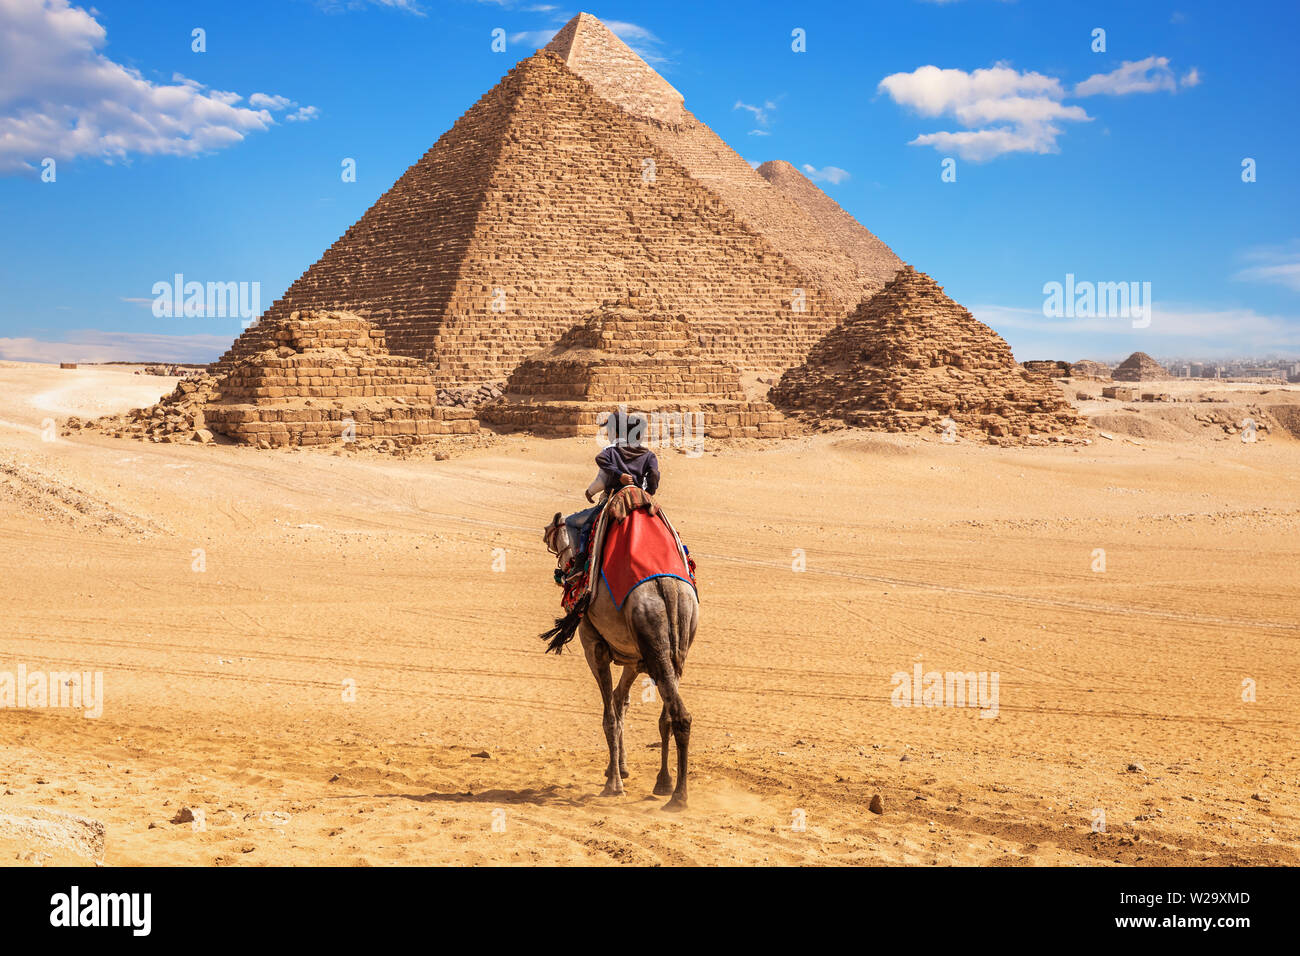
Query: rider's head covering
xmin=605 ymin=409 xmax=648 ymax=448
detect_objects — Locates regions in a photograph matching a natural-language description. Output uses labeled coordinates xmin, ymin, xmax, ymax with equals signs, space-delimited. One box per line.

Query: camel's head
xmin=542 ymin=512 xmax=569 ymax=558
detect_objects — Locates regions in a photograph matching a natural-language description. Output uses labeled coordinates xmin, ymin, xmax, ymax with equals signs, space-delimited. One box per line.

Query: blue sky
xmin=1 ymin=0 xmax=1297 ymax=364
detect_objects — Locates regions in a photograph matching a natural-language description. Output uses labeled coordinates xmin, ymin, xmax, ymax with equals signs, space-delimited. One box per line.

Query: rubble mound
xmin=1112 ymin=352 xmax=1169 ymax=382
xmin=769 ymin=266 xmax=1085 ymax=444
xmin=480 ymin=291 xmax=794 ymax=440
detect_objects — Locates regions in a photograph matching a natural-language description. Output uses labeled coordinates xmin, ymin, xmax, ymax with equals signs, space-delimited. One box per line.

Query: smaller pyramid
xmin=1111 ymin=351 xmax=1168 ymax=382
xmin=770 ymin=266 xmax=1082 ymax=442
xmin=1070 ymin=359 xmax=1113 ymax=380
xmin=205 ymin=311 xmax=477 ymax=447
xmin=480 ymin=292 xmax=792 ymax=439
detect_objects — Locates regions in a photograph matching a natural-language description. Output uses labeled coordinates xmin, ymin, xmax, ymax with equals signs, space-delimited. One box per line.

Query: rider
xmin=563 ymin=410 xmax=660 ymax=569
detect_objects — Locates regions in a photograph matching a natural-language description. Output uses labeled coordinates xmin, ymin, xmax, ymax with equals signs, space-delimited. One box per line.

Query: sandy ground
xmin=0 ymin=362 xmax=1297 ymax=866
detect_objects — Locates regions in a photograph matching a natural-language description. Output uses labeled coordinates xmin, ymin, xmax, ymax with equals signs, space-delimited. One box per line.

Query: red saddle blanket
xmin=600 ymin=505 xmax=696 ymax=610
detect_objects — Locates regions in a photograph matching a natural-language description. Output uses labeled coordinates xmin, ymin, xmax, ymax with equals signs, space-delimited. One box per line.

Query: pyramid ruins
xmin=1112 ymin=351 xmax=1169 ymax=382
xmin=216 ymin=14 xmax=903 ymax=393
xmin=1070 ymin=359 xmax=1113 ymax=380
xmin=202 ymin=312 xmax=476 ymax=447
xmin=769 ymin=267 xmax=1082 ymax=442
xmin=480 ymin=291 xmax=793 ymax=439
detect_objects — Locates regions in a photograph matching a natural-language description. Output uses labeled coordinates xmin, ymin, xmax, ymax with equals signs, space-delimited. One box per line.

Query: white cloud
xmin=878 ymin=64 xmax=1090 ymax=160
xmin=0 ymin=330 xmax=230 ymax=364
xmin=286 ymin=105 xmax=320 ymax=122
xmin=734 ymin=100 xmax=773 ymax=125
xmin=603 ymin=20 xmax=670 ymax=66
xmin=1075 ymin=56 xmax=1177 ymax=96
xmin=509 ymin=28 xmax=561 ymax=48
xmin=249 ymin=93 xmax=293 ymax=111
xmin=1233 ymin=242 xmax=1300 ymax=292
xmin=974 ymin=302 xmax=1300 ymax=356
xmin=0 ymin=0 xmax=315 ymax=176
xmin=801 ymin=164 xmax=850 ymax=185
xmin=315 ymin=0 xmax=426 ymax=14
xmin=881 ymin=54 xmax=1197 ymax=161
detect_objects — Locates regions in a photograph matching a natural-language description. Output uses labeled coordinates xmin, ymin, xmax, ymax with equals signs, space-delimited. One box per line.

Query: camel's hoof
xmin=661 ymin=796 xmax=688 ymax=812
xmin=653 ymin=776 xmax=673 ymax=796
xmin=600 ymin=784 xmax=626 ymax=797
xmin=620 ymin=768 xmax=630 ymax=779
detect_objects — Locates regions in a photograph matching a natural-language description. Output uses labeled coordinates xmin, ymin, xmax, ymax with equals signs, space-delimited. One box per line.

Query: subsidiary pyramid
xmin=1112 ymin=351 xmax=1168 ymax=382
xmin=480 ymin=290 xmax=793 ymax=439
xmin=220 ymin=34 xmax=849 ymax=389
xmin=206 ymin=311 xmax=476 ymax=447
xmin=544 ymin=14 xmax=902 ymax=309
xmin=770 ymin=267 xmax=1082 ymax=443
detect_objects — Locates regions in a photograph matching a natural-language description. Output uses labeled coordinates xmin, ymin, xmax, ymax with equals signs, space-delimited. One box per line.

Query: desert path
xmin=1 ymin=365 xmax=1297 ymax=865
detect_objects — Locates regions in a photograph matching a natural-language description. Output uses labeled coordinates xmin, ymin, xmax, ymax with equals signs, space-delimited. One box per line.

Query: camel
xmin=541 ymin=511 xmax=699 ymax=810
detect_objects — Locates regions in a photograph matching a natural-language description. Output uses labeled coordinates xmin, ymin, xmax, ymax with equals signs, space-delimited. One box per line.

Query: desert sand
xmin=1 ymin=362 xmax=1297 ymax=866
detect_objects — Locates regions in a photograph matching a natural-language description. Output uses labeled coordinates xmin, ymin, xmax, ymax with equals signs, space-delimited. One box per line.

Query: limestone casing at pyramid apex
xmin=543 ymin=12 xmax=690 ymax=126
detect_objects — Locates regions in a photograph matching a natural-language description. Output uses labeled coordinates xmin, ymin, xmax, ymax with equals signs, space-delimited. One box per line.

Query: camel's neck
xmin=556 ymin=544 xmax=575 ymax=572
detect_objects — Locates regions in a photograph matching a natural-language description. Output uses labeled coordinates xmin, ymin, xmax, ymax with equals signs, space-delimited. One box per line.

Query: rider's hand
xmin=585 ymin=490 xmax=595 ymax=503
xmin=619 ymin=473 xmax=635 ymax=486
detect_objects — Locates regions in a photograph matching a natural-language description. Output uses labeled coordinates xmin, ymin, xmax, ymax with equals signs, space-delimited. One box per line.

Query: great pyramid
xmin=218 ymin=14 xmax=903 ymax=392
xmin=1112 ymin=351 xmax=1169 ymax=382
xmin=770 ymin=266 xmax=1082 ymax=442
xmin=479 ymin=291 xmax=793 ymax=439
xmin=546 ymin=15 xmax=902 ymax=309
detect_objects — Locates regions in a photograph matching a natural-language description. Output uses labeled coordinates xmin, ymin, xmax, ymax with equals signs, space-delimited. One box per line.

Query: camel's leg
xmin=581 ymin=624 xmax=623 ymax=796
xmin=640 ymin=643 xmax=690 ymax=809
xmin=653 ymin=700 xmax=673 ymax=796
xmin=614 ymin=665 xmax=637 ymax=779
xmin=655 ymin=670 xmax=691 ymax=811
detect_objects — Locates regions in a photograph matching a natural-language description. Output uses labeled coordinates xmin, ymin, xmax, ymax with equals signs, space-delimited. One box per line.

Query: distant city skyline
xmin=1 ymin=0 xmax=1297 ymax=364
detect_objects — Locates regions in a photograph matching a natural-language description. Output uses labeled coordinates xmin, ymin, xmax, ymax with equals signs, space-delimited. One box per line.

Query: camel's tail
xmin=540 ymin=594 xmax=588 ymax=654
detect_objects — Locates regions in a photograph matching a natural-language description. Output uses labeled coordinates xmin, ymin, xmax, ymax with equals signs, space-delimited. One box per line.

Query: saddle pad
xmin=600 ymin=505 xmax=695 ymax=610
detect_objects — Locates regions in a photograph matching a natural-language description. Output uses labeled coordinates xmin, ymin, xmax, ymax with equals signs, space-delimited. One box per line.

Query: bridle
xmin=543 ymin=514 xmax=574 ymax=568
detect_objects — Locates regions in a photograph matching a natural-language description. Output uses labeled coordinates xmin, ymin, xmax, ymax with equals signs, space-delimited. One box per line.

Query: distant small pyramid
xmin=770 ymin=267 xmax=1082 ymax=443
xmin=1071 ymin=359 xmax=1113 ymax=380
xmin=756 ymin=160 xmax=902 ymax=297
xmin=1112 ymin=351 xmax=1168 ymax=382
xmin=480 ymin=292 xmax=792 ymax=439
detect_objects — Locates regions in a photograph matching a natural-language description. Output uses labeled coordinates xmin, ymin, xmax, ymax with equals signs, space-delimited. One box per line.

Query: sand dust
xmin=0 ymin=363 xmax=1296 ymax=865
